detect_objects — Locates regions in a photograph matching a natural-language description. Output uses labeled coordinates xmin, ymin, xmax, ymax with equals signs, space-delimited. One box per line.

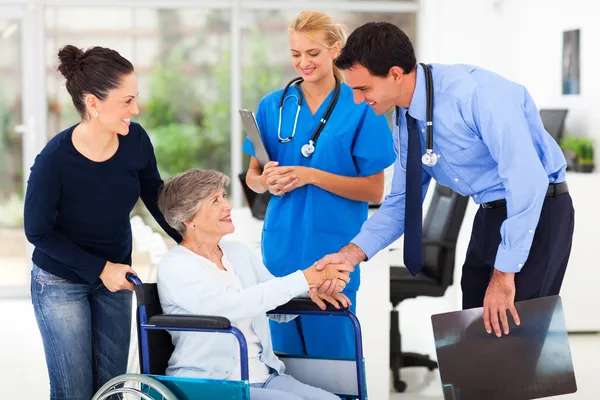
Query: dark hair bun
xmin=57 ymin=45 xmax=134 ymax=119
xmin=57 ymin=45 xmax=85 ymax=80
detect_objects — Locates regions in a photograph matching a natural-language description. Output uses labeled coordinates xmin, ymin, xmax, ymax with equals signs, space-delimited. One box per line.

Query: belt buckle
xmin=481 ymin=203 xmax=492 ymax=209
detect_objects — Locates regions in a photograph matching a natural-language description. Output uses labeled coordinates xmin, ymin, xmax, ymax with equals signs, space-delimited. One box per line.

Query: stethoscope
xmin=396 ymin=63 xmax=440 ymax=170
xmin=277 ymin=76 xmax=341 ymax=158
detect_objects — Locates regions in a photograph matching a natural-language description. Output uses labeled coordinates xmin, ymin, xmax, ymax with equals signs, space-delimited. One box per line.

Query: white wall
xmin=417 ymin=0 xmax=520 ymax=80
xmin=418 ymin=0 xmax=600 ymax=143
xmin=512 ymin=0 xmax=600 ymax=143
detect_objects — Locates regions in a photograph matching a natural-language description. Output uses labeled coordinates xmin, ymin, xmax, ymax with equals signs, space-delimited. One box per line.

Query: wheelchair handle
xmin=126 ymin=273 xmax=142 ymax=286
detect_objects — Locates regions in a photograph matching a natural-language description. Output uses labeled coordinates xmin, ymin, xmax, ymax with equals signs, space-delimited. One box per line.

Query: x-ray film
xmin=431 ymin=296 xmax=577 ymax=399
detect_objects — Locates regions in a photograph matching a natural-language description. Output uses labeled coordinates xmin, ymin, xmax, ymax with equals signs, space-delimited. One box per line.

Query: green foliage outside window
xmin=135 ymin=24 xmax=284 ymax=234
xmin=140 ymin=27 xmax=284 ymax=180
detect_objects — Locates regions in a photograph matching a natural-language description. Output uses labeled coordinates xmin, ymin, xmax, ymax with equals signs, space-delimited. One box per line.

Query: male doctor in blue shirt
xmin=315 ymin=22 xmax=574 ymax=338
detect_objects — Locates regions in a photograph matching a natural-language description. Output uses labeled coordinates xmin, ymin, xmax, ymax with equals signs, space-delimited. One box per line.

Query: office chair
xmin=539 ymin=109 xmax=568 ymax=143
xmin=238 ymin=172 xmax=271 ymax=220
xmin=390 ymin=184 xmax=469 ymax=392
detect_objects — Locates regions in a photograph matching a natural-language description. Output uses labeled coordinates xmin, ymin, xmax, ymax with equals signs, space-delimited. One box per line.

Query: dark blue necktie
xmin=404 ymin=114 xmax=424 ymax=276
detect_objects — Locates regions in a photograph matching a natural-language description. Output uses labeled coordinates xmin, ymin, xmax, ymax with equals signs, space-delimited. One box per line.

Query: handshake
xmin=303 ymin=259 xmax=353 ymax=293
xmin=300 ymin=244 xmax=366 ymax=310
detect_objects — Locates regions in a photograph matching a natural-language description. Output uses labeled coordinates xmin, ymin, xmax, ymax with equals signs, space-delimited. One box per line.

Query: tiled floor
xmin=1 ymin=299 xmax=598 ymax=399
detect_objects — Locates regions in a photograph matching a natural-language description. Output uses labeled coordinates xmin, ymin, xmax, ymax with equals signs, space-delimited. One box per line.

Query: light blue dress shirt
xmin=352 ymin=64 xmax=567 ymax=273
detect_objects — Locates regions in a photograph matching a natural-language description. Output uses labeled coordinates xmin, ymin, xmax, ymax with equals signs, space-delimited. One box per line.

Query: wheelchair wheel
xmin=92 ymin=373 xmax=178 ymax=400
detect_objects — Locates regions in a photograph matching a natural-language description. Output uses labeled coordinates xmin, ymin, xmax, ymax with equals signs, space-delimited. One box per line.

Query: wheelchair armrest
xmin=148 ymin=314 xmax=231 ymax=329
xmin=269 ymin=297 xmax=349 ymax=313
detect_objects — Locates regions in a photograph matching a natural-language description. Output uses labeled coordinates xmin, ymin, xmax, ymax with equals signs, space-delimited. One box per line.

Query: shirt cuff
xmin=284 ymin=270 xmax=310 ymax=297
xmin=351 ymin=232 xmax=382 ymax=261
xmin=495 ymin=247 xmax=529 ymax=273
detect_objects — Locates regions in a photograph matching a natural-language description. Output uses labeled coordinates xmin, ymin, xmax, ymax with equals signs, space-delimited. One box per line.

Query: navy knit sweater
xmin=24 ymin=122 xmax=181 ymax=284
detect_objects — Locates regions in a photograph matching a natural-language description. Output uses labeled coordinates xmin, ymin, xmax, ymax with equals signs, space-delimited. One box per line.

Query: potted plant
xmin=560 ymin=136 xmax=595 ymax=173
xmin=578 ymin=139 xmax=595 ymax=172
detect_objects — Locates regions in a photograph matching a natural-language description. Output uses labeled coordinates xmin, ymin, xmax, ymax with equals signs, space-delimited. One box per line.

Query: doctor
xmin=244 ymin=11 xmax=395 ymax=359
xmin=316 ymin=22 xmax=575 ymax=338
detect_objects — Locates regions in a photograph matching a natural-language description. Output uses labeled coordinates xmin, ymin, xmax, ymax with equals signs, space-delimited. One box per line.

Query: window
xmin=45 ymin=7 xmax=232 ymax=178
xmin=0 ymin=15 xmax=25 ymax=291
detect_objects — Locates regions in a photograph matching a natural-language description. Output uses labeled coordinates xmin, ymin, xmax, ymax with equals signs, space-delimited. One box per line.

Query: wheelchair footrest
xmin=279 ymin=356 xmax=364 ymax=398
xmin=148 ymin=374 xmax=250 ymax=400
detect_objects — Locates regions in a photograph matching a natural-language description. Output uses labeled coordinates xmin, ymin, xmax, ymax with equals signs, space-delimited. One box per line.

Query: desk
xmin=556 ymin=172 xmax=600 ymax=332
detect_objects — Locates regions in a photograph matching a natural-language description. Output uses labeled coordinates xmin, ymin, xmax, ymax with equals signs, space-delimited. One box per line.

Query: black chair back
xmin=238 ymin=172 xmax=271 ymax=220
xmin=420 ymin=184 xmax=469 ymax=286
xmin=539 ymin=108 xmax=568 ymax=143
xmin=134 ymin=283 xmax=174 ymax=375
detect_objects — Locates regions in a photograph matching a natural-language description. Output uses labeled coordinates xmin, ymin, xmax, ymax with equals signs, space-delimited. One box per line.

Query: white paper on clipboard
xmin=239 ymin=109 xmax=271 ymax=167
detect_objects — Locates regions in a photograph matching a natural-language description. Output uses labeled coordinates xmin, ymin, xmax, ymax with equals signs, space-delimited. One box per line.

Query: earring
xmin=192 ymin=224 xmax=196 ymax=229
xmin=94 ymin=111 xmax=98 ymax=118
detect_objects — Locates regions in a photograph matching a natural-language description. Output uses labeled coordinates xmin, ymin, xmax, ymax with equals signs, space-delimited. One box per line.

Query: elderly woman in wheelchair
xmin=92 ymin=168 xmax=366 ymax=400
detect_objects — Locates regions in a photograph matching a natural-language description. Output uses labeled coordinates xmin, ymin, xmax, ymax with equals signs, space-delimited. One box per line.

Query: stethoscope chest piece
xmin=421 ymin=149 xmax=439 ymax=167
xmin=301 ymin=140 xmax=315 ymax=158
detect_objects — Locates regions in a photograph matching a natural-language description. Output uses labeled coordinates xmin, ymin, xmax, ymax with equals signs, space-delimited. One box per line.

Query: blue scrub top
xmin=243 ymin=83 xmax=395 ymax=292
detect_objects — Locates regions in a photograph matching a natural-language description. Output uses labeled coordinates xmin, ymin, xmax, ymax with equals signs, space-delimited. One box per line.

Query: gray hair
xmin=158 ymin=168 xmax=231 ymax=236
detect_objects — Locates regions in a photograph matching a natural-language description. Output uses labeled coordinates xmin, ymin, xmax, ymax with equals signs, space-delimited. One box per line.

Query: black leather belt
xmin=481 ymin=182 xmax=569 ymax=209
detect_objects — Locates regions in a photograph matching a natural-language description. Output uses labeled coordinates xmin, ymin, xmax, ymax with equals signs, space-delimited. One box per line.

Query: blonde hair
xmin=289 ymin=11 xmax=348 ymax=83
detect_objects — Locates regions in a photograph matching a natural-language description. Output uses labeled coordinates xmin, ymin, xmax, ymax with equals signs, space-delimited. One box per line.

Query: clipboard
xmin=239 ymin=109 xmax=271 ymax=167
xmin=431 ymin=295 xmax=577 ymax=399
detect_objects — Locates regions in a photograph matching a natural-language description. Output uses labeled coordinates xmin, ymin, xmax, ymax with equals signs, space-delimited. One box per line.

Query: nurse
xmin=243 ymin=10 xmax=396 ymax=359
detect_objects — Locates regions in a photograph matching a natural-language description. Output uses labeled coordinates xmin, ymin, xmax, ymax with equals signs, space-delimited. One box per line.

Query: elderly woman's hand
xmin=308 ymin=288 xmax=352 ymax=310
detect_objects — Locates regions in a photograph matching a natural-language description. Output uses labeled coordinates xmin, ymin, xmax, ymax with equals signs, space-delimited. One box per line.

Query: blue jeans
xmin=30 ymin=264 xmax=132 ymax=400
xmin=251 ymin=373 xmax=340 ymax=399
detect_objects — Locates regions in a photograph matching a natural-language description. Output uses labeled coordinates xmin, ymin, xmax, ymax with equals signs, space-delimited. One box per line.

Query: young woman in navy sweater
xmin=24 ymin=45 xmax=181 ymax=399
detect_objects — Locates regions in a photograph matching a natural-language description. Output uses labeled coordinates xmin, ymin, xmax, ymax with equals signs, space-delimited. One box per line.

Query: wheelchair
xmin=92 ymin=274 xmax=368 ymax=400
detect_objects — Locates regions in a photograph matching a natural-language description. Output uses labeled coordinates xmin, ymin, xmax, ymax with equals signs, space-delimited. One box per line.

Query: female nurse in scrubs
xmin=243 ymin=10 xmax=396 ymax=359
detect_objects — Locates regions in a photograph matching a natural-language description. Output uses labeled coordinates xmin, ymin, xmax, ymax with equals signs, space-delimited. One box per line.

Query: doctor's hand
xmin=308 ymin=288 xmax=352 ymax=310
xmin=314 ymin=244 xmax=366 ymax=295
xmin=268 ymin=166 xmax=315 ymax=196
xmin=483 ymin=270 xmax=521 ymax=337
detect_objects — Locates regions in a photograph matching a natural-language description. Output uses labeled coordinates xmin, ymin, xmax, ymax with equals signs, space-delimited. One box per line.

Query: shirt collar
xmin=407 ymin=63 xmax=427 ymax=122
